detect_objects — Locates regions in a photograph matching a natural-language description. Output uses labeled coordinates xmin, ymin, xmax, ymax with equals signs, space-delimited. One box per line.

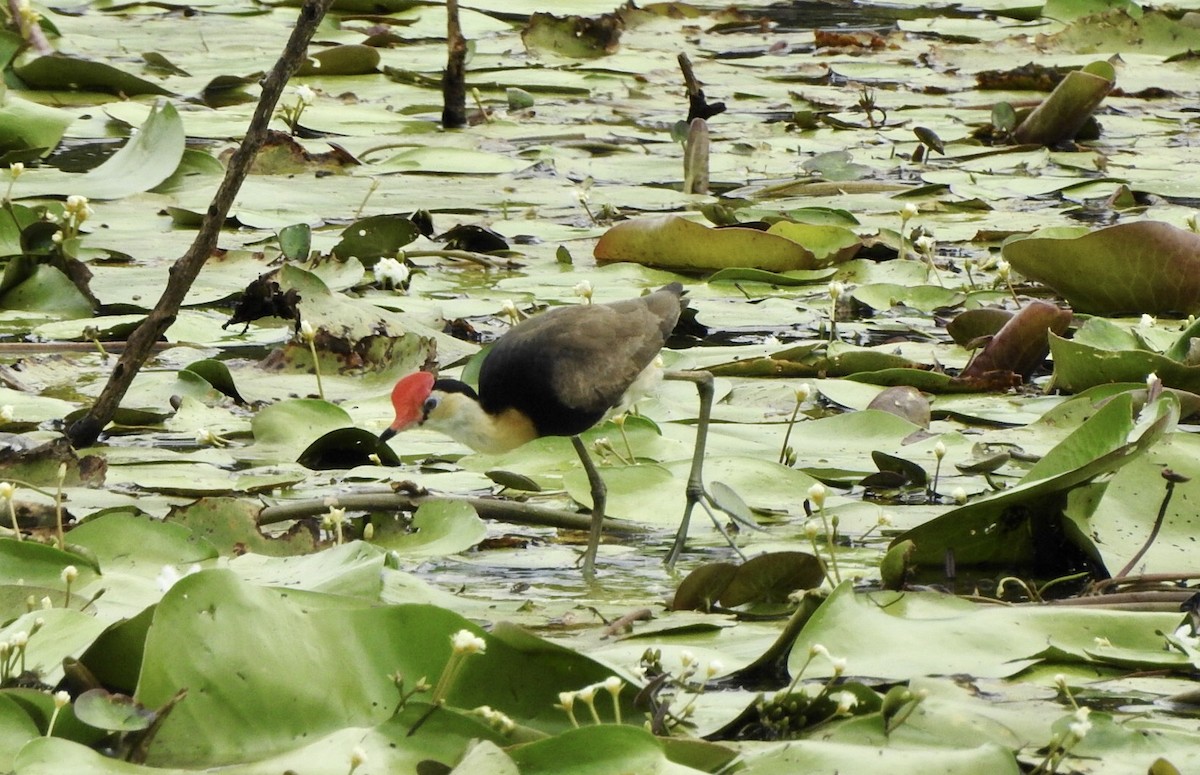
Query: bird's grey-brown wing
xmin=478 ymin=284 xmax=684 ymax=437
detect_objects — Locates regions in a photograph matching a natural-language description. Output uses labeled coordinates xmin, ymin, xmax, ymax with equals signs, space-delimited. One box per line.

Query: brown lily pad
xmin=960 ymin=301 xmax=1072 ymax=381
xmin=1003 ymin=221 xmax=1200 ymax=315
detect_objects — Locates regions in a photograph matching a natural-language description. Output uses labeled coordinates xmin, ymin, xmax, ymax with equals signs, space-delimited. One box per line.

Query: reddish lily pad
xmin=961 ymin=300 xmax=1072 ymax=381
xmin=1003 ymin=222 xmax=1200 ymax=315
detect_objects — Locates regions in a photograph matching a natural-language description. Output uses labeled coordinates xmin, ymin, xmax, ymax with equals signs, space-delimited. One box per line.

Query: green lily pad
xmin=72 ymin=689 xmax=154 ymax=732
xmin=134 ymin=571 xmax=639 ymax=766
xmin=594 ymin=215 xmax=822 ymax=272
xmin=296 ymin=44 xmax=380 ymax=76
xmin=331 ymin=213 xmax=420 ymax=264
xmin=14 ymin=53 xmax=173 ymax=96
xmin=369 ymin=499 xmax=486 ymax=557
xmin=0 ymin=94 xmax=73 ymax=157
xmin=893 ymin=391 xmax=1178 ymax=573
xmin=1049 ymin=333 xmax=1200 ymax=394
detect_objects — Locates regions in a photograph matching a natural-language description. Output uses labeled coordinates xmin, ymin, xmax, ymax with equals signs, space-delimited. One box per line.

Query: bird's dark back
xmin=478 ymin=284 xmax=685 ymax=438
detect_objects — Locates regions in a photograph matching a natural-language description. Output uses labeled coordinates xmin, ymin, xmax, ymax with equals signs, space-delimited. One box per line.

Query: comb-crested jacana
xmin=380 ymin=282 xmax=714 ymax=578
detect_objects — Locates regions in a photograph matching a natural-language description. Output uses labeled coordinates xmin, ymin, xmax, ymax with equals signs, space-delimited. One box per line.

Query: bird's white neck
xmin=423 ymin=391 xmax=538 ymax=454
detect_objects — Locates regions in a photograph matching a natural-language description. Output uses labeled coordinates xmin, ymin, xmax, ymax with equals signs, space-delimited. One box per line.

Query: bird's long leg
xmin=663 ymin=369 xmax=714 ymax=569
xmin=571 ymin=435 xmax=607 ymax=581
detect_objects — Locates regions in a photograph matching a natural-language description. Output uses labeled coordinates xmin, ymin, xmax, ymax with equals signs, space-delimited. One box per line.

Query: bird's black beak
xmin=379 ymin=427 xmax=397 ymax=443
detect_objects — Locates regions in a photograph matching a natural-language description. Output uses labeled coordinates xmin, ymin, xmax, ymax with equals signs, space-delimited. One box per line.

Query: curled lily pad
xmin=1048 ymin=333 xmax=1200 ymax=394
xmin=0 ymin=94 xmax=73 ymax=157
xmin=766 ymin=221 xmax=862 ymax=265
xmin=1012 ymin=61 xmax=1114 ymax=145
xmin=960 ymin=300 xmax=1072 ymax=381
xmin=893 ymin=392 xmax=1178 ymax=575
xmin=1003 ymin=222 xmax=1200 ymax=315
xmin=946 ymin=307 xmax=1015 ymax=347
xmin=183 ymin=360 xmax=246 ymax=404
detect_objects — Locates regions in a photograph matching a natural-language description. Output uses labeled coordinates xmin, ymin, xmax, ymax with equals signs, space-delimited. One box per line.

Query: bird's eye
xmin=421 ymin=396 xmax=440 ymax=418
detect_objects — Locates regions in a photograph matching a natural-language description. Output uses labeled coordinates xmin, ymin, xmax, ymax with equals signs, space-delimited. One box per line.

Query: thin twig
xmin=8 ymin=0 xmax=53 ymax=54
xmin=1114 ymin=471 xmax=1181 ymax=579
xmin=66 ymin=0 xmax=336 ymax=447
xmin=402 ymin=249 xmax=507 ymax=269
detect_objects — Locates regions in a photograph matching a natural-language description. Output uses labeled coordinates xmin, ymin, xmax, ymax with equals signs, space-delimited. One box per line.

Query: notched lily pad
xmin=368 ymin=499 xmax=485 ymax=556
xmin=331 ymin=213 xmax=420 ymax=265
xmin=672 ymin=552 xmax=824 ymax=611
xmin=521 ymin=11 xmax=623 ymax=58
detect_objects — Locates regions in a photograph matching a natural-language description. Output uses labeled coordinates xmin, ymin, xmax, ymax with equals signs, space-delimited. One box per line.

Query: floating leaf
xmin=331 ymin=213 xmax=420 ymax=264
xmin=297 ymin=427 xmax=400 ymax=469
xmin=14 ymin=53 xmax=173 ymax=96
xmin=595 ymin=215 xmax=822 ymax=272
xmin=865 ymin=386 xmax=930 ymax=427
xmin=521 ymin=12 xmax=622 ymax=58
xmin=672 ymin=552 xmax=824 ymax=610
xmin=72 ymin=689 xmax=154 ymax=732
xmin=295 ymin=44 xmax=380 ymax=76
xmin=370 ymin=499 xmax=486 ymax=557
xmin=277 ymin=223 xmax=311 ymax=261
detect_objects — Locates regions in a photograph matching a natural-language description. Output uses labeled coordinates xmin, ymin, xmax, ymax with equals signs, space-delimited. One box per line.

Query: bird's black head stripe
xmin=433 ymin=378 xmax=479 ymax=400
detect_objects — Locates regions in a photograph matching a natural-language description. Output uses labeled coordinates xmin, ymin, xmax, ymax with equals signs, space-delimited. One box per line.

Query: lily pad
xmin=1004 ymin=222 xmax=1200 ymax=315
xmin=893 ymin=391 xmax=1178 ymax=573
xmin=594 ymin=215 xmax=823 ymax=272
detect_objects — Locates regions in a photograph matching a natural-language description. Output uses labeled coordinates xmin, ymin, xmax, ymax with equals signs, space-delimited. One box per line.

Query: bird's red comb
xmin=381 ymin=371 xmax=435 ymax=441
